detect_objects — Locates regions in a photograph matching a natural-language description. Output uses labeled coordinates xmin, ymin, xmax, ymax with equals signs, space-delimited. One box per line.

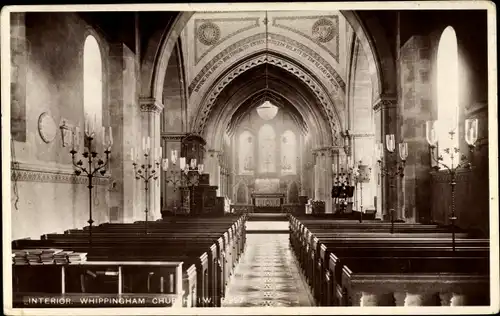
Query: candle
xmin=163 ymin=158 xmax=169 ymax=170
xmin=84 ymin=116 xmax=89 ymax=136
xmin=171 ymin=150 xmax=177 ymax=164
xmin=131 ymin=148 xmax=135 ymax=161
xmin=146 ymin=137 xmax=151 ymax=151
xmin=142 ymin=137 xmax=146 ymax=152
xmin=180 ymin=157 xmax=186 ymax=170
xmin=108 ymin=126 xmax=113 ymax=147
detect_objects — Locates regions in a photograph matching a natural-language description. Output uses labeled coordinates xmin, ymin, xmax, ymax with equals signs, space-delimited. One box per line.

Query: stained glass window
xmin=281 ymin=130 xmax=296 ymax=174
xmin=259 ymin=124 xmax=276 ymax=173
xmin=238 ymin=131 xmax=254 ymax=174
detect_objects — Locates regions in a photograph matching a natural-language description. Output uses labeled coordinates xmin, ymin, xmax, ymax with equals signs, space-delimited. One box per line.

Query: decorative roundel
xmin=38 ymin=112 xmax=57 ymax=143
xmin=197 ymin=22 xmax=221 ymax=46
xmin=312 ymin=18 xmax=336 ymax=43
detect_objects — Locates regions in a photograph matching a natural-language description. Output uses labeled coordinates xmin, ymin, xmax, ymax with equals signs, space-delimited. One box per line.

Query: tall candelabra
xmin=375 ymin=134 xmax=408 ymax=234
xmin=70 ymin=118 xmax=113 ymax=247
xmin=354 ymin=160 xmax=371 ymax=223
xmin=426 ymin=118 xmax=478 ymax=251
xmin=162 ymin=150 xmax=183 ymax=215
xmin=331 ymin=157 xmax=355 ymax=214
xmin=131 ymin=137 xmax=162 ymax=234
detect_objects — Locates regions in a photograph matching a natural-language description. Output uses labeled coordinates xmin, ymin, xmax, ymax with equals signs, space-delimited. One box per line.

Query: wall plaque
xmin=38 ymin=112 xmax=57 ymax=143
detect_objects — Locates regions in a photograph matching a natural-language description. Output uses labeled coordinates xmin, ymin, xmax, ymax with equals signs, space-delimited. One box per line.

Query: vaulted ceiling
xmin=179 ymin=10 xmax=358 ymax=146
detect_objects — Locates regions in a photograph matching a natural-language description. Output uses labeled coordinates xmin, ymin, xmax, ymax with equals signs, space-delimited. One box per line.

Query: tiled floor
xmin=222 ymin=233 xmax=315 ymax=307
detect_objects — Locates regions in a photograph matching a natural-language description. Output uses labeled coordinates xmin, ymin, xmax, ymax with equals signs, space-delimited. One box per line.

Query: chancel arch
xmin=192 ymin=52 xmax=343 ymax=145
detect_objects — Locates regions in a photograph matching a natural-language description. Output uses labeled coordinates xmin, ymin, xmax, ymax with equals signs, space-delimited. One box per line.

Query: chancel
xmin=4 ymin=4 xmax=496 ymax=313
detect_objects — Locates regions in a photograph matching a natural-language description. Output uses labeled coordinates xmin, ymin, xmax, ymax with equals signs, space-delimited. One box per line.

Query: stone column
xmin=108 ymin=43 xmax=141 ymax=223
xmin=325 ymin=148 xmax=333 ymax=214
xmin=205 ymin=149 xmax=220 ymax=188
xmin=373 ymin=95 xmax=398 ymax=221
xmin=140 ymin=97 xmax=164 ymax=221
xmin=313 ymin=151 xmax=321 ymax=201
xmin=399 ymin=36 xmax=433 ymax=224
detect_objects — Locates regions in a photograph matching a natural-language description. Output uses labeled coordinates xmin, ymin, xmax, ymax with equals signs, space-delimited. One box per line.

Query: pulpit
xmin=180 ymin=172 xmax=220 ymax=215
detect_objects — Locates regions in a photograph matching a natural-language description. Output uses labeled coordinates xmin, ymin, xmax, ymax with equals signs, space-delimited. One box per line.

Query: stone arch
xmin=140 ymin=12 xmax=194 ymax=101
xmin=205 ymin=67 xmax=333 ymax=152
xmin=341 ymin=11 xmax=397 ymax=97
xmin=142 ymin=11 xmax=395 ymax=108
xmin=193 ymin=52 xmax=342 ymax=145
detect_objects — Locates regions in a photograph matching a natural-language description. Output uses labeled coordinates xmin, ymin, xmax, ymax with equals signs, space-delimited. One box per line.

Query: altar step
xmin=247 ymin=213 xmax=288 ymax=222
xmin=246 ymin=215 xmax=289 ymax=234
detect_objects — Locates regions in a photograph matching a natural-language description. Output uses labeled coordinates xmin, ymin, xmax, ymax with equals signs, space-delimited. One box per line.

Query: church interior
xmin=6 ymin=7 xmax=495 ymax=310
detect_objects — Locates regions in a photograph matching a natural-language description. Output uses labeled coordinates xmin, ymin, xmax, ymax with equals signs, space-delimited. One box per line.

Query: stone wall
xmin=10 ymin=12 xmax=142 ymax=239
xmin=398 ymin=11 xmax=489 ymax=233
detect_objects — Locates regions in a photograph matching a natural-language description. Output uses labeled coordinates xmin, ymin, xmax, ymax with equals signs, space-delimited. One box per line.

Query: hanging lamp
xmin=256 ymin=11 xmax=278 ymax=121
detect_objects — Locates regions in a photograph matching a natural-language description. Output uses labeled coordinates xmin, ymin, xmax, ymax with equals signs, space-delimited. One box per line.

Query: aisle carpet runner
xmin=222 ymin=234 xmax=315 ymax=307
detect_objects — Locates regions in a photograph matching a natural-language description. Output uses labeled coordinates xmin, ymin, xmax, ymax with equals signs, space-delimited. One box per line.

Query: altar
xmin=251 ymin=178 xmax=285 ymax=213
xmin=251 ymin=193 xmax=285 ymax=213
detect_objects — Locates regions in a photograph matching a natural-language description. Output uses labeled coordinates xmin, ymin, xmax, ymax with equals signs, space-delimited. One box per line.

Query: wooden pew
xmin=340 ymin=258 xmax=489 ymax=306
xmin=36 ymin=234 xmax=230 ymax=305
xmin=14 ymin=215 xmax=246 ymax=307
xmin=289 ymin=216 xmax=489 ymax=306
xmin=12 ymin=261 xmax=190 ymax=308
xmin=57 ymin=227 xmax=241 ymax=291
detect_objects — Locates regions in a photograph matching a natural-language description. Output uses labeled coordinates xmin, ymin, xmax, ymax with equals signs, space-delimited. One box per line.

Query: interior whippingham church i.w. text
xmin=3 ymin=3 xmax=498 ymax=313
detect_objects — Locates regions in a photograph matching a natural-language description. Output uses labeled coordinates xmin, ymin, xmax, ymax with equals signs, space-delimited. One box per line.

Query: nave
xmin=11 ymin=212 xmax=490 ymax=308
xmin=223 ymin=218 xmax=315 ymax=307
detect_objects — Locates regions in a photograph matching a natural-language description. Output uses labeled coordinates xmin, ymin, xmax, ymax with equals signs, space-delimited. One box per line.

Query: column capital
xmin=313 ymin=147 xmax=333 ymax=157
xmin=139 ymin=97 xmax=164 ymax=113
xmin=206 ymin=149 xmax=221 ymax=158
xmin=373 ymin=94 xmax=397 ymax=111
xmin=161 ymin=133 xmax=185 ymax=142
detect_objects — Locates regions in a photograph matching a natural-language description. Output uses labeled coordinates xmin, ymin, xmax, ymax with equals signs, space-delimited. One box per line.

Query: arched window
xmin=258 ymin=124 xmax=276 ymax=173
xmin=238 ymin=130 xmax=254 ymax=175
xmin=83 ymin=35 xmax=103 ymax=131
xmin=281 ymin=130 xmax=297 ymax=174
xmin=437 ymin=26 xmax=459 ymax=166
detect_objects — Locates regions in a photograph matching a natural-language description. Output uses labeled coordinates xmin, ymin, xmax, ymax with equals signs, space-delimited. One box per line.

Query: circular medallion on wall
xmin=197 ymin=22 xmax=221 ymax=46
xmin=38 ymin=112 xmax=57 ymax=143
xmin=312 ymin=18 xmax=336 ymax=43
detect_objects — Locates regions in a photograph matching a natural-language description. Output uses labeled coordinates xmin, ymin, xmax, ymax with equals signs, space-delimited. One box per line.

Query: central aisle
xmin=222 ymin=232 xmax=315 ymax=307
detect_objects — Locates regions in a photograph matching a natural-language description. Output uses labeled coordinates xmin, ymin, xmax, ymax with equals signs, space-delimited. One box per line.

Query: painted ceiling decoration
xmin=272 ymin=15 xmax=340 ymax=62
xmin=194 ymin=17 xmax=260 ymax=64
xmin=179 ymin=11 xmax=355 ymax=148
